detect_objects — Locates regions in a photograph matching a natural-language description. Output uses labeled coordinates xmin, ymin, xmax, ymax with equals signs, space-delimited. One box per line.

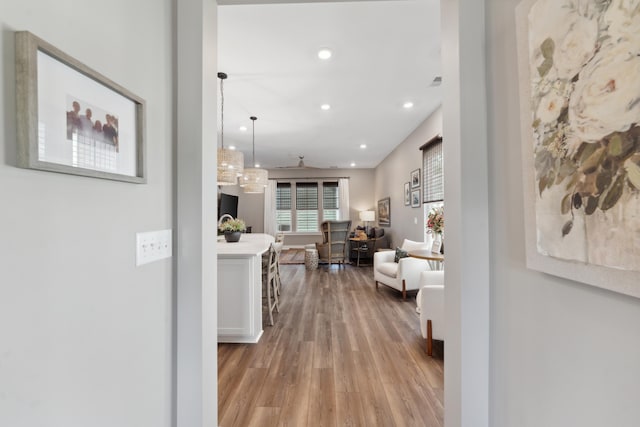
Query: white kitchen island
xmin=217 ymin=233 xmax=274 ymax=343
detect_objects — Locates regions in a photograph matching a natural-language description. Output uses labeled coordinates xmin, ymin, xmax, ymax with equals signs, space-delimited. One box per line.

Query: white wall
xmin=176 ymin=1 xmax=218 ymax=426
xmin=486 ymin=2 xmax=640 ymax=426
xmin=0 ymin=1 xmax=174 ymax=426
xmin=374 ymin=106 xmax=442 ymax=248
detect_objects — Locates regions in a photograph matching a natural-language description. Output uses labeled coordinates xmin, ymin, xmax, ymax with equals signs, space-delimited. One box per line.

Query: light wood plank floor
xmin=218 ymin=264 xmax=444 ymax=427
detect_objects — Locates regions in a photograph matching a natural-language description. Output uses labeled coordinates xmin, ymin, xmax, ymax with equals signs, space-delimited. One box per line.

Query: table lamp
xmin=359 ymin=210 xmax=375 ymax=235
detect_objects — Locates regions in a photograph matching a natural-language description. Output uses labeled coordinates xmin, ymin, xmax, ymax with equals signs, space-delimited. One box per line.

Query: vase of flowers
xmin=426 ymin=206 xmax=444 ymax=253
xmin=219 ymin=218 xmax=246 ymax=243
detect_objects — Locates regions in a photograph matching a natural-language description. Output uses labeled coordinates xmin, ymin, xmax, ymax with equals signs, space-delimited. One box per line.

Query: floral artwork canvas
xmin=516 ymin=0 xmax=640 ymax=295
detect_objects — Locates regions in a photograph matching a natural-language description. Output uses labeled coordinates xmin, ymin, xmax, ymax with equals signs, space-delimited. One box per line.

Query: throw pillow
xmin=394 ymin=247 xmax=409 ymax=263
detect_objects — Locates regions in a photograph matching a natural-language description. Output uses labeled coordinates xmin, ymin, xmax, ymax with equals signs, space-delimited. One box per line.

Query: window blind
xmin=422 ymin=137 xmax=444 ymax=203
xmin=276 ymin=183 xmax=291 ymax=210
xmin=322 ymin=182 xmax=339 ymax=209
xmin=296 ymin=183 xmax=318 ymax=210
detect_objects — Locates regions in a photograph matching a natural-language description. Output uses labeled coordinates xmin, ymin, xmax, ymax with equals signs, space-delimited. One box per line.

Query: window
xmin=276 ymin=183 xmax=292 ymax=232
xmin=421 ymin=136 xmax=444 ymax=242
xmin=274 ymin=180 xmax=340 ymax=233
xmin=322 ymin=182 xmax=339 ymax=221
xmin=296 ymin=183 xmax=319 ymax=232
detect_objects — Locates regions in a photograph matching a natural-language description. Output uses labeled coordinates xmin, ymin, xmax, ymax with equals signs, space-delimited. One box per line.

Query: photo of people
xmin=66 ymin=97 xmax=119 ymax=151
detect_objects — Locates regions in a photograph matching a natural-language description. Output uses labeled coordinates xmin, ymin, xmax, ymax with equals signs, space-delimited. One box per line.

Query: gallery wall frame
xmin=516 ymin=0 xmax=640 ymax=298
xmin=15 ymin=31 xmax=146 ymax=183
xmin=411 ymin=189 xmax=420 ymax=208
xmin=378 ymin=197 xmax=390 ymax=227
xmin=410 ymin=168 xmax=420 ymax=189
xmin=404 ymin=182 xmax=410 ymax=206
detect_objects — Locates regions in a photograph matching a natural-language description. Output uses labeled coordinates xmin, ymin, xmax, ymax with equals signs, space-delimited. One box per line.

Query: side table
xmin=304 ymin=245 xmax=318 ymax=270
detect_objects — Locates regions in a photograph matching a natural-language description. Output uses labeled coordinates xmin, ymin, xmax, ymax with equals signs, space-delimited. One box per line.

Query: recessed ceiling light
xmin=254 ymin=163 xmax=260 ymax=168
xmin=321 ymin=104 xmax=331 ymax=111
xmin=360 ymin=144 xmax=367 ymax=149
xmin=403 ymin=102 xmax=414 ymax=109
xmin=239 ymin=126 xmax=247 ymax=132
xmin=318 ymin=48 xmax=332 ymax=60
xmin=350 ymin=162 xmax=356 ymax=167
xmin=229 ymin=145 xmax=236 ymax=150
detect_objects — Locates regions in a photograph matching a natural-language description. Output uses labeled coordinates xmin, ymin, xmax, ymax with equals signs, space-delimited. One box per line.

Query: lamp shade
xmin=359 ymin=210 xmax=375 ymax=222
xmin=217 ymin=147 xmax=244 ymax=186
xmin=240 ymin=167 xmax=268 ymax=193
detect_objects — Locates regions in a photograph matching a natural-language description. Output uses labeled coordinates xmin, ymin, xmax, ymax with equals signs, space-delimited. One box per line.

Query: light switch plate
xmin=136 ymin=229 xmax=172 ymax=266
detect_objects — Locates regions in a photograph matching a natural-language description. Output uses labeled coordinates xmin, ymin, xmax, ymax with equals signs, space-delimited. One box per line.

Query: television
xmin=218 ymin=193 xmax=238 ymax=220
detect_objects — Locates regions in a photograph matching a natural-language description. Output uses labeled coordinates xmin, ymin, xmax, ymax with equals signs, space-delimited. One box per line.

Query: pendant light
xmin=217 ymin=72 xmax=244 ymax=186
xmin=240 ymin=116 xmax=268 ymax=193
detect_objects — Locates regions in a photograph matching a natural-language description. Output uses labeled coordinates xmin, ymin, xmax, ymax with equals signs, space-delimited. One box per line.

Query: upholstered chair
xmin=316 ymin=220 xmax=352 ymax=266
xmin=373 ymin=238 xmax=431 ymax=299
xmin=417 ymin=270 xmax=445 ymax=356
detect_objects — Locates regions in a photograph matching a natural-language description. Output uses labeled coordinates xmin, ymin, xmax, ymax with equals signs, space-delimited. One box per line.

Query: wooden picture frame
xmin=411 ymin=189 xmax=420 ymax=208
xmin=516 ymin=0 xmax=640 ymax=297
xmin=378 ymin=197 xmax=390 ymax=227
xmin=15 ymin=31 xmax=146 ymax=183
xmin=404 ymin=182 xmax=410 ymax=206
xmin=410 ymin=168 xmax=420 ymax=189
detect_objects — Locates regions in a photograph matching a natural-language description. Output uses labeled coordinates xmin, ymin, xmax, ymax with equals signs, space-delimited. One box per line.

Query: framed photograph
xmin=404 ymin=182 xmax=410 ymax=206
xmin=378 ymin=197 xmax=390 ymax=227
xmin=410 ymin=168 xmax=420 ymax=189
xmin=516 ymin=1 xmax=640 ymax=297
xmin=15 ymin=31 xmax=146 ymax=183
xmin=411 ymin=189 xmax=420 ymax=208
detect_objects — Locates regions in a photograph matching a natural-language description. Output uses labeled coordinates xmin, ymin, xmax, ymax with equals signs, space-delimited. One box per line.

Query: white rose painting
xmin=523 ymin=0 xmax=640 ymax=272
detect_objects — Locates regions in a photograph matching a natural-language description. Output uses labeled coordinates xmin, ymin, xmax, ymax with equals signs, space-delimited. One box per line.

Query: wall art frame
xmin=411 ymin=189 xmax=420 ymax=208
xmin=404 ymin=182 xmax=410 ymax=206
xmin=410 ymin=168 xmax=420 ymax=189
xmin=378 ymin=197 xmax=390 ymax=227
xmin=15 ymin=31 xmax=146 ymax=183
xmin=516 ymin=0 xmax=640 ymax=298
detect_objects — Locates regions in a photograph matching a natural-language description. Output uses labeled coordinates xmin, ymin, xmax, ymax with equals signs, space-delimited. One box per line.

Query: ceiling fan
xmin=276 ymin=155 xmax=319 ymax=169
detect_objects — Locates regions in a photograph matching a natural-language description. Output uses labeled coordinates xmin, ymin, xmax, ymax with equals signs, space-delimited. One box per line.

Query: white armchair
xmin=417 ymin=270 xmax=445 ymax=356
xmin=373 ymin=239 xmax=432 ymax=299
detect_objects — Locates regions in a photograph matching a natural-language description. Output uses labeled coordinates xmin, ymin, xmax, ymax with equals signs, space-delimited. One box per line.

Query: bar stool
xmin=272 ymin=241 xmax=284 ymax=295
xmin=264 ymin=243 xmax=280 ymax=326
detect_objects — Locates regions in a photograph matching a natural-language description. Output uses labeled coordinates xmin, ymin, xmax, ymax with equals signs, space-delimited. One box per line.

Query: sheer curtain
xmin=338 ymin=178 xmax=350 ymax=220
xmin=264 ymin=180 xmax=277 ymax=236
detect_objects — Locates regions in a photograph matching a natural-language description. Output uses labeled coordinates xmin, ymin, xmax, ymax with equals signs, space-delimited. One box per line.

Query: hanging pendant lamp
xmin=240 ymin=116 xmax=268 ymax=194
xmin=217 ymin=72 xmax=244 ymax=186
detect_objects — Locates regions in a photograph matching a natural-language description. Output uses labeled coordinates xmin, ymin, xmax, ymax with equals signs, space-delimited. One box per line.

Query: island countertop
xmin=217 ymin=233 xmax=274 ymax=257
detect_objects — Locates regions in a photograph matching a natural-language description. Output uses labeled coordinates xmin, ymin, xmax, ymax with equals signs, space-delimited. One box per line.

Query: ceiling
xmin=217 ymin=0 xmax=441 ymax=170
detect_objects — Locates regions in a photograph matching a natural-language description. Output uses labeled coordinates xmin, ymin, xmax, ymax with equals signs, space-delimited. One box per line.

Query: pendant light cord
xmin=218 ymin=72 xmax=227 ymax=150
xmin=220 ymin=77 xmax=225 ymax=149
xmin=250 ymin=116 xmax=257 ymax=166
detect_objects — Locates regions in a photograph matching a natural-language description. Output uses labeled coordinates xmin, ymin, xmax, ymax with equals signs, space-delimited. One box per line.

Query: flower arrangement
xmin=527 ymin=1 xmax=640 ymax=237
xmin=426 ymin=206 xmax=444 ymax=234
xmin=218 ymin=218 xmax=246 ymax=233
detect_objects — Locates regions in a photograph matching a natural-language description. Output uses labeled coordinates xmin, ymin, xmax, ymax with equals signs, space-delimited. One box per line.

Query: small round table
xmin=349 ymin=238 xmax=370 ymax=267
xmin=408 ymin=250 xmax=444 ymax=270
xmin=304 ymin=247 xmax=319 ymax=270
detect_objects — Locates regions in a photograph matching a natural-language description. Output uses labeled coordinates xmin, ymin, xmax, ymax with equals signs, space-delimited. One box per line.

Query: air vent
xmin=431 ymin=76 xmax=442 ymax=86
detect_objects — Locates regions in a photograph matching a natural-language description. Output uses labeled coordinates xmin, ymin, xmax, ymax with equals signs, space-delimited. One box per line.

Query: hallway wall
xmin=0 ymin=1 xmax=174 ymax=426
xmin=486 ymin=2 xmax=640 ymax=426
xmin=374 ymin=106 xmax=443 ymax=248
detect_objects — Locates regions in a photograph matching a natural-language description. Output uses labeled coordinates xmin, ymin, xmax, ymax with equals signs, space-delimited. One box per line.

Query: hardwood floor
xmin=218 ymin=264 xmax=444 ymax=427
